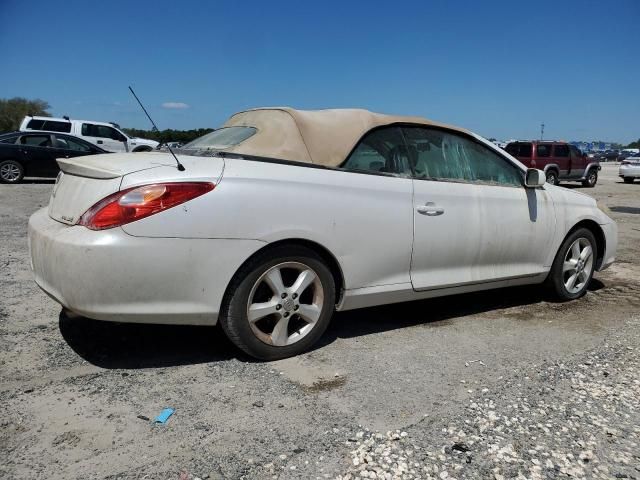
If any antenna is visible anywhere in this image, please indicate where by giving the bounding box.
[128,86,185,171]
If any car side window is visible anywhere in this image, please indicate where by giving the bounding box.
[20,135,52,148]
[342,127,412,176]
[518,143,532,158]
[56,137,91,152]
[0,135,19,144]
[464,139,523,187]
[81,123,96,136]
[554,145,569,157]
[98,126,122,140]
[403,127,522,187]
[537,144,552,157]
[570,146,583,159]
[82,123,122,140]
[42,120,72,133]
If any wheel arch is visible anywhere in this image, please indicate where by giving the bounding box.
[566,220,606,270]
[132,146,153,152]
[222,238,346,307]
[543,164,560,174]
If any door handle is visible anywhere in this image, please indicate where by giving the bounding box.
[97,140,103,144]
[416,202,445,216]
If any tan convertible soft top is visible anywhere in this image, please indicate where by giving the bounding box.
[222,107,468,167]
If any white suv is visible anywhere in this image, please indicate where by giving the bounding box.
[19,116,159,153]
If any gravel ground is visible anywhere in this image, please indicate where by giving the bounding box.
[1,164,639,479]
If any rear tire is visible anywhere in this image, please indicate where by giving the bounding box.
[582,169,598,187]
[623,177,635,184]
[545,228,597,301]
[545,170,559,186]
[219,245,336,360]
[0,159,24,183]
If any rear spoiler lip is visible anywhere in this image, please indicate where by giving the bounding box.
[57,158,121,179]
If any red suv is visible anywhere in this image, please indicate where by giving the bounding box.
[505,141,600,187]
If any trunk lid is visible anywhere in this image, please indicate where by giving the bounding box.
[48,152,223,225]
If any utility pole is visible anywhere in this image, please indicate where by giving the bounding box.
[540,123,545,140]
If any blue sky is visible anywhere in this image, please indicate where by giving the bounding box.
[1,0,638,143]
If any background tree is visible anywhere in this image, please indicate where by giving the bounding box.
[626,139,640,149]
[0,97,51,132]
[122,127,214,144]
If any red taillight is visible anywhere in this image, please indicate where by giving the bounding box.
[78,182,215,230]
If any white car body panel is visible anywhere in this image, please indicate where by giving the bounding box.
[411,179,556,289]
[29,208,264,325]
[28,145,618,326]
[619,157,640,178]
[123,159,415,290]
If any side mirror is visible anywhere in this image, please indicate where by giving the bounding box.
[525,168,546,188]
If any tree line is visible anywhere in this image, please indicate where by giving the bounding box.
[121,128,214,144]
[0,97,51,132]
[1,97,638,148]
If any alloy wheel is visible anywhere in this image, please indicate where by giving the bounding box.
[563,237,594,294]
[246,262,324,346]
[0,163,21,182]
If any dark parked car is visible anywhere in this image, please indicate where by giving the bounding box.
[0,132,108,183]
[596,150,620,162]
[505,141,600,187]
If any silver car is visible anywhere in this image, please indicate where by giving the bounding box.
[620,156,640,183]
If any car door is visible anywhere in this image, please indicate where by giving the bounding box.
[404,127,556,290]
[339,126,415,288]
[81,123,126,152]
[569,145,587,177]
[553,144,572,177]
[18,134,58,177]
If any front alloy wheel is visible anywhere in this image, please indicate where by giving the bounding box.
[220,245,335,360]
[546,228,597,300]
[562,238,594,294]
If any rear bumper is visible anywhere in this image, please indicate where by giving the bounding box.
[619,165,640,178]
[28,208,265,325]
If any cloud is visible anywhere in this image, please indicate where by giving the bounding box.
[162,102,190,109]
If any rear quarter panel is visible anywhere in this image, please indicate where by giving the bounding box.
[122,159,415,290]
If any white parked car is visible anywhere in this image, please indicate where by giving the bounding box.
[619,155,640,183]
[28,108,617,359]
[20,116,159,153]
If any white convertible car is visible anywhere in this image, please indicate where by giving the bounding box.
[28,108,617,359]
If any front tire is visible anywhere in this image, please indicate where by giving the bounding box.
[220,245,336,360]
[582,169,598,187]
[545,170,559,186]
[546,228,597,301]
[0,159,25,183]
[623,177,635,184]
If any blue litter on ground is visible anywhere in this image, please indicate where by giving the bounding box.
[154,408,174,424]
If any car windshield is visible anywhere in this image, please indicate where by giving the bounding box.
[180,127,257,153]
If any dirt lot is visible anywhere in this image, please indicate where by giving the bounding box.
[1,164,639,480]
